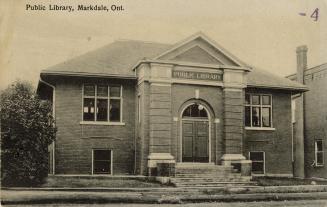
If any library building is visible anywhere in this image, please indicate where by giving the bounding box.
[37,33,308,182]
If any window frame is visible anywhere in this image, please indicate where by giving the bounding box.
[92,149,113,175]
[245,93,274,130]
[315,140,324,167]
[249,151,265,175]
[81,84,124,125]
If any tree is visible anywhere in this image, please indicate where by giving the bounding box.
[0,80,56,186]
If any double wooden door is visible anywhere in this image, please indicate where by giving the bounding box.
[182,120,209,162]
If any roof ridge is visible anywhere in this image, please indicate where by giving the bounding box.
[115,38,171,45]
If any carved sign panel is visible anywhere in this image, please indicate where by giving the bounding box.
[172,70,223,81]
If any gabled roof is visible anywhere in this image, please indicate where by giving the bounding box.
[42,40,171,78]
[41,34,307,92]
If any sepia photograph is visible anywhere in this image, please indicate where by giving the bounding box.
[0,0,327,206]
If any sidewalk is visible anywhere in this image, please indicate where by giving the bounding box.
[2,185,327,204]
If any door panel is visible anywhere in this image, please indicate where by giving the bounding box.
[182,122,194,162]
[182,120,209,162]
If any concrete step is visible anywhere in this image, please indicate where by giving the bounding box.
[175,173,242,178]
[175,169,234,174]
[174,183,255,188]
[171,177,250,181]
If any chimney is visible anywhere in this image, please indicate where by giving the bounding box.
[296,45,308,84]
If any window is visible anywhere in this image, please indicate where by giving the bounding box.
[249,151,265,175]
[315,140,324,167]
[83,84,122,122]
[245,94,272,128]
[182,104,208,118]
[92,149,112,174]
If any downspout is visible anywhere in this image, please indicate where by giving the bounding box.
[39,78,56,175]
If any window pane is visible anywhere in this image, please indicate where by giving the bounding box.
[245,94,250,105]
[94,150,111,160]
[250,152,264,161]
[110,99,121,121]
[83,98,95,121]
[182,106,191,117]
[190,104,198,117]
[245,106,251,126]
[252,107,261,127]
[317,152,324,165]
[252,162,264,174]
[316,140,323,151]
[110,86,121,97]
[252,95,260,105]
[97,85,108,97]
[94,161,111,174]
[262,107,271,127]
[97,99,108,121]
[262,95,271,105]
[199,106,208,117]
[84,84,95,96]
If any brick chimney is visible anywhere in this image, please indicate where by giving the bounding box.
[296,45,308,83]
[293,45,307,178]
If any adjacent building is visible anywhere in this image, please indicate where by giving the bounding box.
[287,46,327,179]
[37,33,307,178]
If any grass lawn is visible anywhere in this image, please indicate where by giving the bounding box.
[41,176,169,188]
[254,176,327,186]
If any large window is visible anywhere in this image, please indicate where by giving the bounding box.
[315,140,324,167]
[245,94,272,128]
[83,84,122,122]
[249,151,265,175]
[92,149,112,174]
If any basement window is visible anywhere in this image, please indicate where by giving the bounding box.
[249,151,265,175]
[83,84,122,123]
[92,149,112,174]
[315,140,324,167]
[245,94,272,128]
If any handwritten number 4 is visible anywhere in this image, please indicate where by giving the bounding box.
[310,8,319,21]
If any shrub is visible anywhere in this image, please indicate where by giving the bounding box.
[0,81,56,186]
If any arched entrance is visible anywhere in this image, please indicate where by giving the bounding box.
[181,103,210,163]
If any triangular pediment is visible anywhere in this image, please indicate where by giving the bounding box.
[171,45,223,64]
[155,33,244,67]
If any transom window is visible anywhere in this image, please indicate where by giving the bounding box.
[245,94,272,128]
[83,84,122,122]
[182,104,208,118]
[92,149,112,174]
[249,151,265,175]
[315,140,324,167]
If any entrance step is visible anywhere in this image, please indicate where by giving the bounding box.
[171,163,255,187]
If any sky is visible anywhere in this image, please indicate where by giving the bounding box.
[0,0,327,90]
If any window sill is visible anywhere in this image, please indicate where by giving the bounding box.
[80,121,125,126]
[251,173,265,176]
[314,165,324,168]
[245,127,275,131]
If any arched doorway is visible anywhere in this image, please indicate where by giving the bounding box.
[181,103,210,163]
